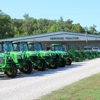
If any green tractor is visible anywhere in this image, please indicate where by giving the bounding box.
[12,41,47,71]
[84,50,94,59]
[48,44,72,66]
[27,42,59,69]
[0,41,33,74]
[68,46,84,62]
[0,41,17,78]
[74,50,84,62]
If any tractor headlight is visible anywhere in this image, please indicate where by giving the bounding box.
[24,54,27,58]
[33,54,36,57]
[7,56,11,60]
[45,54,50,59]
[60,54,64,57]
[33,54,37,59]
[46,54,50,57]
[18,55,22,59]
[58,53,62,57]
[64,54,69,57]
[51,53,54,56]
[38,53,40,56]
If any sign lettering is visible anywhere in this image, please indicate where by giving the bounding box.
[50,37,79,40]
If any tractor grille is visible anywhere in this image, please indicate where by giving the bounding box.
[0,57,4,64]
[56,54,59,58]
[33,55,37,60]
[18,59,22,62]
[64,54,69,57]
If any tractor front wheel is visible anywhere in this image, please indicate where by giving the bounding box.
[66,58,72,65]
[5,63,17,78]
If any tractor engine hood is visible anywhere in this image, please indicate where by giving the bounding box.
[9,51,23,56]
[25,51,39,56]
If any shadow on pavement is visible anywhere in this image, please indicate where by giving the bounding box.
[0,61,89,80]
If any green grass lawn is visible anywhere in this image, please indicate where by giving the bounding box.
[37,73,100,100]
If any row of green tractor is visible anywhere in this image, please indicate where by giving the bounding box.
[0,41,72,78]
[47,44,100,61]
[68,45,100,62]
[1,41,99,78]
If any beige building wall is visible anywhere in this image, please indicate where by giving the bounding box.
[41,40,100,51]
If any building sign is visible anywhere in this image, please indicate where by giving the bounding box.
[50,37,79,40]
[50,37,64,40]
[65,37,79,40]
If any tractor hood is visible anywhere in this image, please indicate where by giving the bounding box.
[38,50,49,54]
[38,50,57,56]
[0,53,11,57]
[25,51,38,56]
[54,51,69,54]
[37,50,53,56]
[9,51,23,56]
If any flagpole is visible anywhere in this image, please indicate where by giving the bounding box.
[85,27,88,46]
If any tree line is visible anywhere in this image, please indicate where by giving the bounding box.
[0,10,100,39]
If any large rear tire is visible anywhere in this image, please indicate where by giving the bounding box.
[49,58,58,69]
[37,59,47,71]
[6,63,17,78]
[22,60,32,74]
[59,58,66,67]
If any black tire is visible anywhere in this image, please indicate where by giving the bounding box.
[59,58,66,67]
[37,59,47,71]
[75,57,80,62]
[5,63,17,78]
[49,58,58,69]
[22,60,32,74]
[66,58,72,65]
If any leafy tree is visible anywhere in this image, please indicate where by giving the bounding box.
[71,23,85,33]
[0,10,12,38]
[22,13,34,35]
[0,10,100,39]
[48,24,62,32]
[63,19,73,32]
[89,24,97,34]
[11,18,24,37]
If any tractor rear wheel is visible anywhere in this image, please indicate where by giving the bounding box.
[49,58,58,69]
[59,58,66,67]
[6,63,17,78]
[37,59,47,71]
[22,60,32,74]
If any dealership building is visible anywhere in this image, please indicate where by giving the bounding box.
[1,31,100,50]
